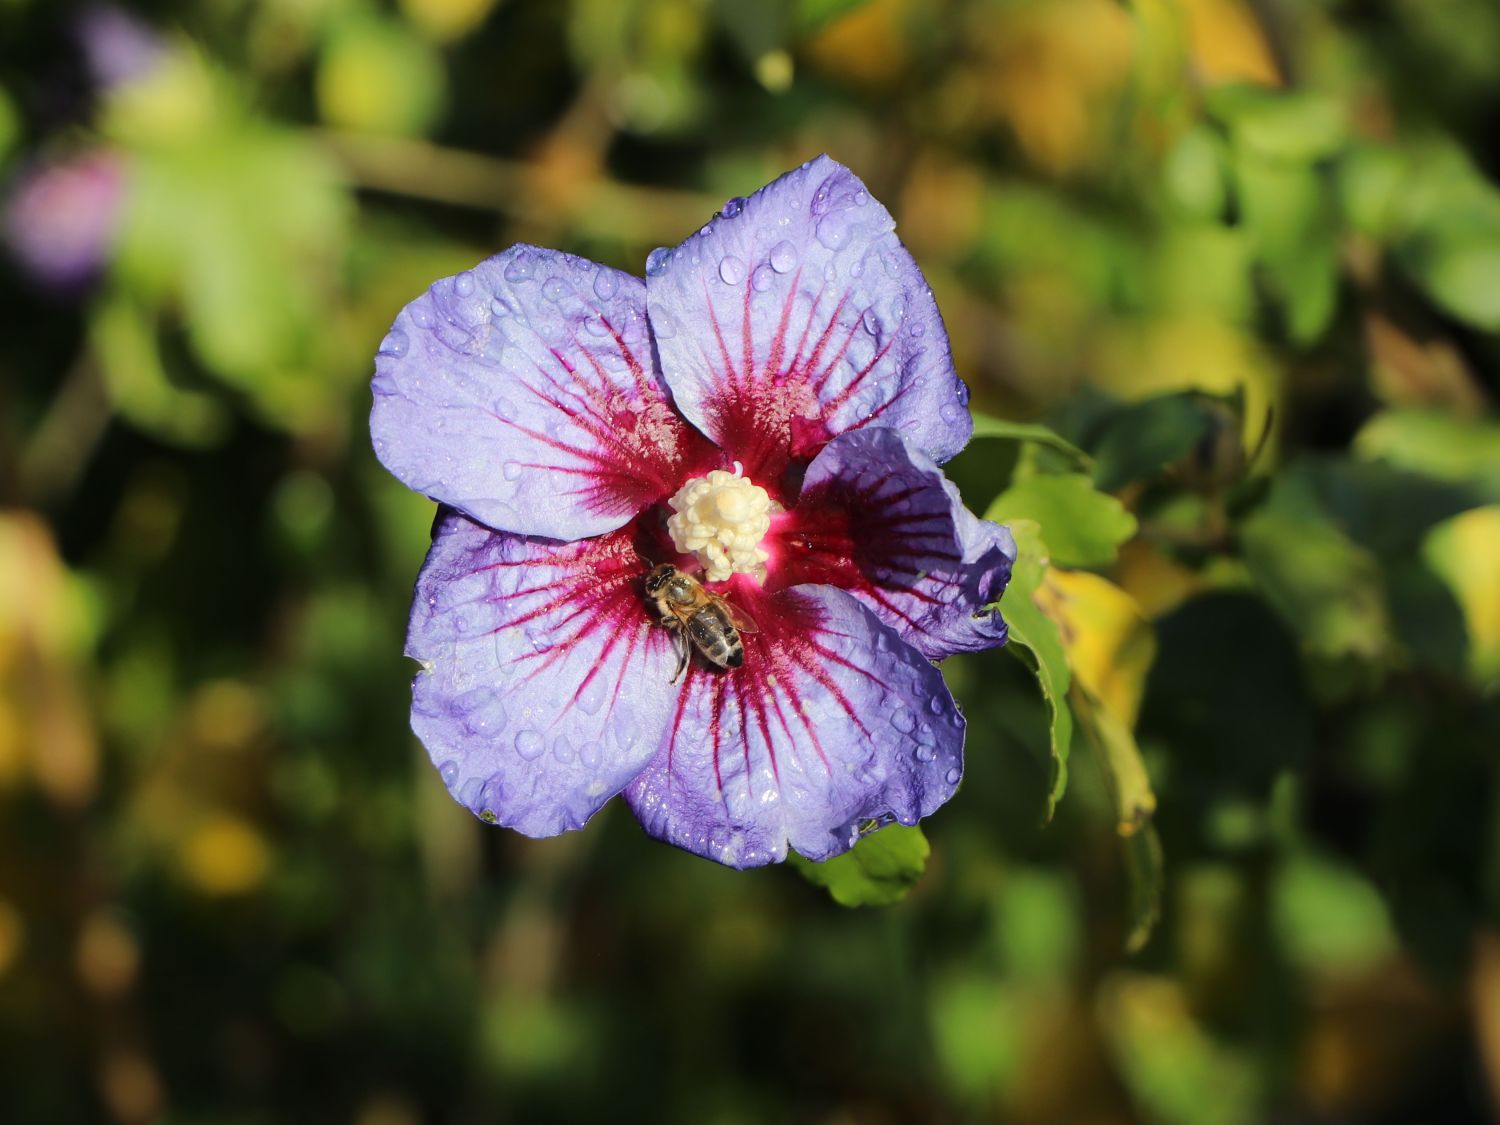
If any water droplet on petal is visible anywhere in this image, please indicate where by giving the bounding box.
[504,256,533,283]
[378,328,408,357]
[939,403,965,425]
[651,308,678,339]
[514,729,544,760]
[769,240,797,273]
[493,396,517,420]
[945,767,962,785]
[576,676,607,716]
[454,271,476,297]
[439,761,460,788]
[718,255,747,286]
[850,258,865,278]
[552,734,575,764]
[890,705,916,734]
[751,264,774,292]
[645,246,674,275]
[854,189,868,206]
[593,269,620,300]
[816,214,850,251]
[862,309,881,335]
[721,196,745,218]
[501,462,522,481]
[584,316,609,337]
[542,277,567,302]
[411,305,434,329]
[915,744,936,763]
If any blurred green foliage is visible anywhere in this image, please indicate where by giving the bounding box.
[3,0,1500,1122]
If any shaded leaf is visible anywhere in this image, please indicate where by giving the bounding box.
[969,411,1094,469]
[1124,825,1164,955]
[1090,392,1221,492]
[792,824,930,907]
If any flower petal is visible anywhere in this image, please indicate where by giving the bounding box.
[623,584,965,868]
[644,155,971,494]
[372,245,714,541]
[406,509,679,837]
[769,428,1015,660]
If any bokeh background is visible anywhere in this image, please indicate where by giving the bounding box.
[4,0,1500,1121]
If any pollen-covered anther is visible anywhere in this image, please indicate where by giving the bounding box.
[666,462,778,582]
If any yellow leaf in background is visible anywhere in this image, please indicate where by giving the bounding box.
[1182,0,1281,87]
[180,815,271,896]
[1090,313,1279,458]
[1424,506,1500,688]
[1033,569,1159,835]
[1041,569,1157,728]
[400,0,501,44]
[803,0,910,91]
[979,0,1135,176]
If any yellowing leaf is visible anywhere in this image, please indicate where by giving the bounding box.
[1424,506,1500,688]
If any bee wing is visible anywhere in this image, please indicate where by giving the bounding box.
[715,596,760,634]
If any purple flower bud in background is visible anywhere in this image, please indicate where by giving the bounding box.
[76,5,164,91]
[4,149,125,292]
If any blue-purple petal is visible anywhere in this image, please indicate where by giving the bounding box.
[407,510,679,837]
[770,427,1014,661]
[372,245,714,542]
[643,155,971,493]
[623,584,965,868]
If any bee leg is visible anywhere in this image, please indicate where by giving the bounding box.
[670,635,690,684]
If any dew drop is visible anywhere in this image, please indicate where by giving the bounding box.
[580,741,603,769]
[439,760,460,788]
[501,462,522,481]
[552,734,575,764]
[493,396,517,420]
[411,305,435,329]
[769,240,797,273]
[939,403,964,425]
[915,744,936,763]
[909,320,926,338]
[504,256,533,283]
[854,189,868,206]
[593,269,620,299]
[584,316,610,337]
[815,214,850,251]
[378,328,408,357]
[651,309,678,339]
[514,729,544,760]
[576,676,607,716]
[862,309,881,336]
[542,277,567,302]
[850,259,865,278]
[945,767,962,785]
[718,255,747,286]
[721,196,746,218]
[751,264,774,292]
[890,704,916,734]
[645,246,674,276]
[454,271,476,297]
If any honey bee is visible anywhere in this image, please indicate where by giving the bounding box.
[644,564,759,683]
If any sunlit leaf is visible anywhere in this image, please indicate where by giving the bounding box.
[1123,825,1164,955]
[987,473,1136,568]
[1271,854,1396,978]
[995,521,1073,817]
[1355,411,1500,501]
[791,824,930,907]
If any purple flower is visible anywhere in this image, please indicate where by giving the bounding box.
[371,156,1015,868]
[4,149,125,292]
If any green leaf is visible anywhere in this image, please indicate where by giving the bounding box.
[969,411,1093,469]
[792,824,930,907]
[1355,410,1500,501]
[1090,392,1220,492]
[1124,824,1164,955]
[795,0,871,35]
[987,474,1136,568]
[1208,86,1348,162]
[1234,154,1339,344]
[994,521,1073,817]
[1401,239,1500,331]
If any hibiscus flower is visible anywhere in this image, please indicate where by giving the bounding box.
[372,156,1014,868]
